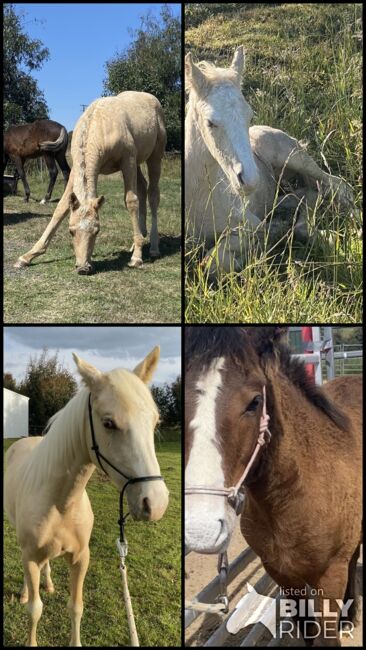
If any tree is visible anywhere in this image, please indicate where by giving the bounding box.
[103,5,181,150]
[19,349,77,435]
[3,3,49,128]
[4,372,19,392]
[151,376,181,427]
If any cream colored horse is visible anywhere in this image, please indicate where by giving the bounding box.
[15,92,166,274]
[4,346,169,647]
[185,47,355,274]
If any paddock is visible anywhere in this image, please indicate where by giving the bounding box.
[3,154,181,324]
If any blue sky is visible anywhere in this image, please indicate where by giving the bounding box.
[4,326,181,385]
[14,3,181,130]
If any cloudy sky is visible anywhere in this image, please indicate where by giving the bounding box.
[4,326,181,386]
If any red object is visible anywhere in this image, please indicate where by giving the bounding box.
[301,327,315,382]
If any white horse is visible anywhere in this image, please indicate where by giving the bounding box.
[185,46,354,273]
[4,346,169,647]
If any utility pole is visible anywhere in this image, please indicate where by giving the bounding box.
[80,104,88,113]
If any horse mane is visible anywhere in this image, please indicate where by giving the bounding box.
[186,326,350,432]
[26,388,90,489]
[185,326,257,372]
[186,60,239,93]
[275,343,351,432]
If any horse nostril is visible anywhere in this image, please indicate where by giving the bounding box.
[143,497,151,516]
[238,172,245,186]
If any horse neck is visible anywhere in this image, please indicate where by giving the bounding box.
[72,108,100,200]
[29,389,95,504]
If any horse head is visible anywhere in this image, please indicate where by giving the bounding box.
[68,193,104,274]
[185,46,259,195]
[73,346,169,521]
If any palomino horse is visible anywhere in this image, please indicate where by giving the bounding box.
[4,346,169,646]
[185,326,362,646]
[15,92,166,274]
[185,47,355,274]
[4,120,70,204]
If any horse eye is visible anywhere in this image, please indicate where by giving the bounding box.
[207,120,216,128]
[245,395,262,413]
[103,418,117,430]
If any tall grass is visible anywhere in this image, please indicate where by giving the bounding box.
[185,3,362,323]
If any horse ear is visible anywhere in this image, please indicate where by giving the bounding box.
[72,353,105,391]
[246,327,289,357]
[133,346,160,384]
[69,192,80,211]
[185,52,207,93]
[231,46,245,77]
[92,196,104,210]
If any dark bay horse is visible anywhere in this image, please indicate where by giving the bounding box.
[4,119,70,204]
[185,326,362,646]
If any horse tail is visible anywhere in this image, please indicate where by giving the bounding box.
[341,541,361,628]
[39,126,68,152]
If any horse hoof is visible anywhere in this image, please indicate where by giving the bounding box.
[149,250,161,259]
[128,257,143,268]
[46,585,55,594]
[40,199,47,205]
[76,265,92,275]
[14,257,29,269]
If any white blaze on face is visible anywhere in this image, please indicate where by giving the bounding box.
[185,357,236,554]
[186,357,225,488]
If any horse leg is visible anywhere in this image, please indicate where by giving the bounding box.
[43,560,55,594]
[12,155,30,202]
[67,548,90,647]
[121,157,144,267]
[55,150,71,188]
[22,556,42,647]
[311,560,349,647]
[41,154,58,204]
[14,169,74,268]
[137,166,148,237]
[20,575,29,604]
[340,543,361,629]
[203,212,263,277]
[253,127,354,212]
[146,153,162,257]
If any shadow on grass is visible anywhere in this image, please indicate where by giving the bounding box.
[92,234,181,274]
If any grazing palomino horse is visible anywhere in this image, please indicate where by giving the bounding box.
[4,346,169,646]
[15,92,166,274]
[185,326,362,646]
[185,47,355,274]
[4,120,70,204]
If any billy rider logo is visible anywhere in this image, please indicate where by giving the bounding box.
[226,583,355,641]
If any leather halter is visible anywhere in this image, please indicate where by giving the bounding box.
[185,387,271,515]
[88,394,164,542]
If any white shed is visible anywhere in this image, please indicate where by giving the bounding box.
[3,388,29,438]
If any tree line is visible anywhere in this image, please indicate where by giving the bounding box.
[4,3,181,150]
[4,349,181,436]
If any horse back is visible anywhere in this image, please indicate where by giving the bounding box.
[323,375,362,438]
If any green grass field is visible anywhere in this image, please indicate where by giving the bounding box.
[3,437,181,647]
[185,3,362,323]
[4,156,181,324]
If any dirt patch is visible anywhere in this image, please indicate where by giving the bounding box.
[185,520,363,647]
